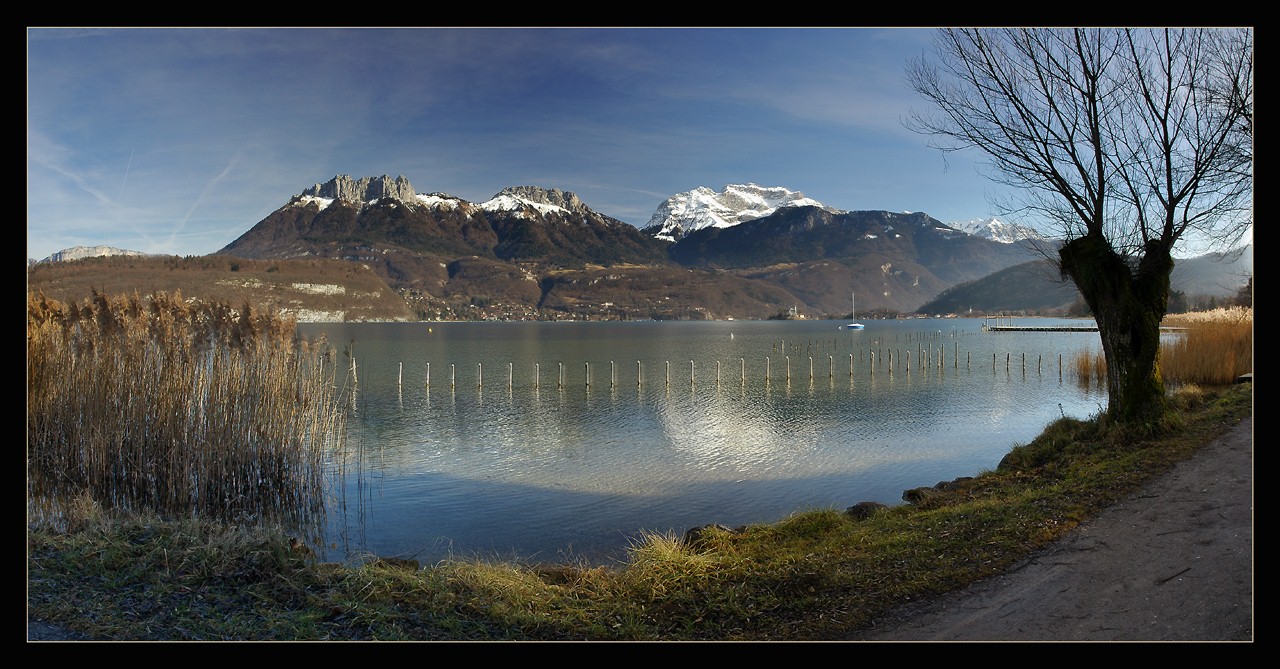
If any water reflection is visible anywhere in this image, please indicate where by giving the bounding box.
[301,318,1105,566]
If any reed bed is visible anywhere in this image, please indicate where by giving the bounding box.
[1069,307,1253,389]
[1073,349,1108,388]
[1161,308,1253,386]
[27,290,347,543]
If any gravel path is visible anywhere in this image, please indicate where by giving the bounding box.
[847,416,1254,642]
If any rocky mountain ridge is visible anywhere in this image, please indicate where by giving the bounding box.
[301,174,419,204]
[29,175,1251,322]
[211,175,1052,319]
[33,245,155,265]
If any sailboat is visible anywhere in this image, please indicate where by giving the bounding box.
[845,291,865,330]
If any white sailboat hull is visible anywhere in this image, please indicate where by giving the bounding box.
[844,290,865,329]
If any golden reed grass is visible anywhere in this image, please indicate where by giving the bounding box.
[1160,307,1253,386]
[1071,307,1253,388]
[27,290,347,542]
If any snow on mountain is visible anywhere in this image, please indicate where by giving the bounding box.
[296,195,336,211]
[479,186,591,219]
[479,193,568,218]
[415,193,465,209]
[644,184,842,241]
[950,218,1048,244]
[37,245,153,264]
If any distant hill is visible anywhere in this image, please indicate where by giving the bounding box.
[31,245,154,265]
[918,245,1253,316]
[26,254,418,323]
[917,259,1081,316]
[1170,245,1253,298]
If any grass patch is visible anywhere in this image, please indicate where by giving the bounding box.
[29,383,1251,640]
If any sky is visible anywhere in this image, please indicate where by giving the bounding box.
[27,27,1033,262]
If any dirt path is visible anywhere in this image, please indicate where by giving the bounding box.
[847,416,1254,642]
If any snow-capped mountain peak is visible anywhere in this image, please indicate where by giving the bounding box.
[950,218,1048,244]
[479,186,591,219]
[644,183,841,242]
[480,194,568,217]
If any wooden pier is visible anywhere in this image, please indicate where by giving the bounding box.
[985,323,1099,332]
[982,315,1096,332]
[982,316,1184,333]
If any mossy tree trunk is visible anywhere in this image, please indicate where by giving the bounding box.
[1059,234,1173,423]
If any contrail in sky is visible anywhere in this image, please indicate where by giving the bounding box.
[118,148,134,201]
[168,155,240,250]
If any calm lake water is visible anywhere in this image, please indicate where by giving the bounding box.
[296,318,1107,567]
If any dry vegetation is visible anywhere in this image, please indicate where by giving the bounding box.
[1161,307,1254,385]
[27,290,348,545]
[1070,307,1253,389]
[26,255,418,322]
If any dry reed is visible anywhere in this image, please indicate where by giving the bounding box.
[1069,308,1253,389]
[27,290,347,544]
[1160,309,1253,386]
[1072,349,1108,388]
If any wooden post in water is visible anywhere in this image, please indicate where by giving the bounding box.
[451,364,455,390]
[478,363,482,389]
[690,360,695,387]
[637,361,642,388]
[509,363,513,390]
[765,356,771,383]
[716,360,721,385]
[828,355,833,380]
[1038,354,1042,375]
[559,362,563,390]
[611,361,616,389]
[666,361,670,387]
[398,362,403,387]
[786,356,791,383]
[426,362,430,389]
[808,356,813,382]
[1059,354,1063,381]
[586,362,590,389]
[535,363,540,390]
[849,353,854,379]
[741,358,746,386]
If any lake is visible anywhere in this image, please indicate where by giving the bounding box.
[296,317,1107,567]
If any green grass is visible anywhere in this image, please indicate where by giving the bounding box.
[28,381,1252,641]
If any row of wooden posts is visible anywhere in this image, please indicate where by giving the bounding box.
[351,346,1074,391]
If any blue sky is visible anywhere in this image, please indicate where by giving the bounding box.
[28,27,1021,262]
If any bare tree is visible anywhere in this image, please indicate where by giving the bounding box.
[906,28,1252,424]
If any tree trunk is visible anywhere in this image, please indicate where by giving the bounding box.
[1059,235,1172,423]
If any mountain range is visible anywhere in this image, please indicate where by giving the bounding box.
[27,176,1251,322]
